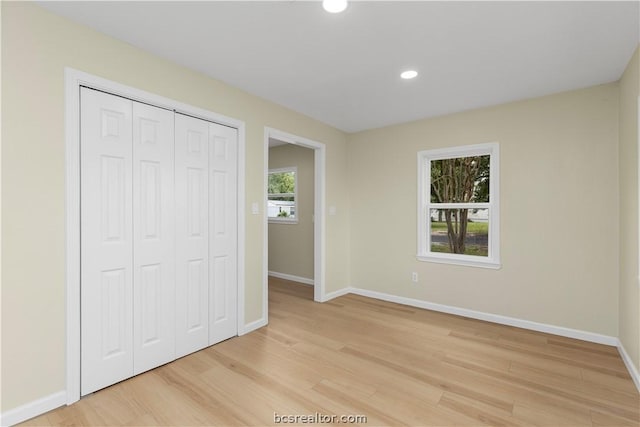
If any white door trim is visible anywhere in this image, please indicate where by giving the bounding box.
[64,68,246,404]
[263,127,326,307]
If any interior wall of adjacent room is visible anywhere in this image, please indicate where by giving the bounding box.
[347,83,620,337]
[1,2,349,413]
[268,144,315,281]
[618,45,640,373]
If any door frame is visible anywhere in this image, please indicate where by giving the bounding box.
[263,127,326,309]
[64,68,246,404]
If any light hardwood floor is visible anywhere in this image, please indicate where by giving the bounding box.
[22,277,639,426]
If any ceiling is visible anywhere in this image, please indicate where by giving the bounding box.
[38,1,639,133]
[269,138,288,148]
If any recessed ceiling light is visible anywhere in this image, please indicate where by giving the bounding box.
[401,70,418,80]
[323,0,348,14]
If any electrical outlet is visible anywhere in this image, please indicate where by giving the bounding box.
[411,272,418,283]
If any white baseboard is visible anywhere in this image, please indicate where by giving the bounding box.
[268,271,314,286]
[348,287,618,346]
[617,340,640,392]
[0,390,66,427]
[241,316,268,335]
[321,287,351,302]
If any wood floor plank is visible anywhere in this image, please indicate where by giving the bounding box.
[509,361,639,408]
[311,379,406,426]
[18,278,639,426]
[513,401,593,426]
[591,409,640,427]
[438,392,533,427]
[582,366,640,394]
[340,345,516,413]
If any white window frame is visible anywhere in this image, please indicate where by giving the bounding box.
[268,166,298,224]
[417,142,501,269]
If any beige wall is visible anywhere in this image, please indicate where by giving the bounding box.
[1,3,350,412]
[619,46,640,373]
[348,84,620,336]
[268,144,315,280]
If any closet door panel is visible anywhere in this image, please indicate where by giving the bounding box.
[175,113,210,358]
[80,87,134,395]
[132,102,176,374]
[209,124,238,344]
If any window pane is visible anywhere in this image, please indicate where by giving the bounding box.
[430,155,490,203]
[430,208,489,257]
[268,169,296,220]
[268,171,295,195]
[268,200,296,219]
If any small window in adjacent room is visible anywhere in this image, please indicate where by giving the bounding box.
[417,143,500,269]
[268,167,298,223]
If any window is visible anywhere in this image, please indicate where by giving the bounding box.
[417,143,500,269]
[268,167,298,223]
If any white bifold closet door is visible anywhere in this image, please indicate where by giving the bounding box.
[81,88,135,395]
[208,122,238,345]
[81,88,176,395]
[174,114,210,357]
[132,102,176,375]
[174,114,238,357]
[81,88,238,396]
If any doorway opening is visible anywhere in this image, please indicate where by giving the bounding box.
[268,140,315,300]
[263,128,326,318]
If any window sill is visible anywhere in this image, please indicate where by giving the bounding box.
[268,218,298,225]
[417,253,501,270]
